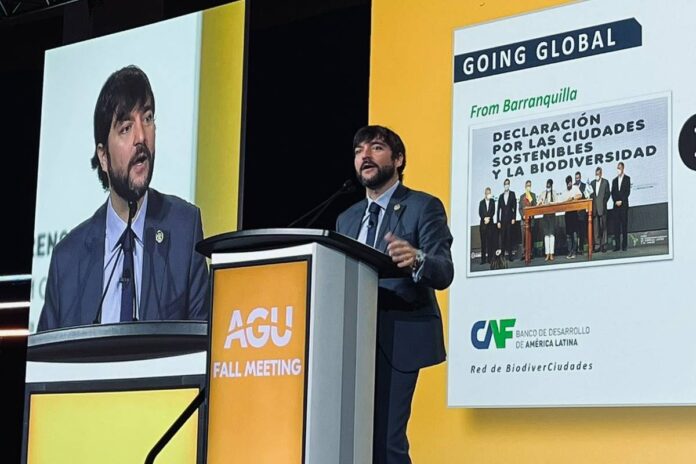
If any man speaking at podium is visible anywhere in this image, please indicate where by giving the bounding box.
[336,125,454,464]
[38,66,208,331]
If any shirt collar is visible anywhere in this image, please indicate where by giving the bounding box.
[106,190,149,251]
[367,180,400,212]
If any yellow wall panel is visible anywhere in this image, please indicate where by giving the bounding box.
[27,388,199,464]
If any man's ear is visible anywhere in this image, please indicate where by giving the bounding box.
[395,152,404,169]
[96,144,109,174]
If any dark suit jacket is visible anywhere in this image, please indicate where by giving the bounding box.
[590,178,610,216]
[479,198,495,225]
[38,189,209,331]
[336,183,453,372]
[497,191,517,224]
[611,175,631,208]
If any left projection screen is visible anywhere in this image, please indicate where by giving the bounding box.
[29,1,245,333]
[23,2,245,464]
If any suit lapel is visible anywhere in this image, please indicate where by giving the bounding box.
[346,198,367,240]
[141,189,169,320]
[79,204,106,325]
[375,184,409,252]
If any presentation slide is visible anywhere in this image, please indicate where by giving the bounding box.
[448,0,695,406]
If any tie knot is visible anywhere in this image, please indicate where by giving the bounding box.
[368,202,381,214]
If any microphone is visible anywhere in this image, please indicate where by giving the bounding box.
[92,200,140,324]
[126,200,138,322]
[287,179,357,228]
[93,245,124,324]
[128,200,137,221]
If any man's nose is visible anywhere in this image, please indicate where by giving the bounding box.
[132,119,146,145]
[357,148,371,162]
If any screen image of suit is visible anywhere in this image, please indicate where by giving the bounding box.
[497,191,517,260]
[336,183,453,464]
[611,174,631,251]
[590,177,610,251]
[478,198,496,264]
[576,182,587,254]
[38,188,209,331]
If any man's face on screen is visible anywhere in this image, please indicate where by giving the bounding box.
[354,138,402,189]
[99,103,156,202]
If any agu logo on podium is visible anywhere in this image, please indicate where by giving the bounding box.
[224,305,294,349]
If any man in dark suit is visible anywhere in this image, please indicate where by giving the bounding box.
[38,65,208,331]
[336,125,453,464]
[479,187,496,264]
[574,171,588,255]
[496,178,517,261]
[611,162,631,251]
[590,166,610,252]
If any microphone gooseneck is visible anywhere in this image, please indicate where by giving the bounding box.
[287,179,357,228]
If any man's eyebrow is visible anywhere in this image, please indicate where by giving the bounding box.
[112,115,131,127]
[112,103,154,127]
[353,138,386,150]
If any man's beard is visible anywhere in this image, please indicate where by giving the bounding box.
[357,163,396,189]
[108,144,155,202]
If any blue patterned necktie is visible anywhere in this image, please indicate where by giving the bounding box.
[120,227,134,322]
[365,202,382,248]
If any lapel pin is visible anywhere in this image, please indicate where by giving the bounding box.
[394,204,401,211]
[155,230,164,244]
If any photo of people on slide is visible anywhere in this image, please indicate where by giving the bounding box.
[468,96,670,274]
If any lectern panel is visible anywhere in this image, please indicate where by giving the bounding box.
[207,259,310,463]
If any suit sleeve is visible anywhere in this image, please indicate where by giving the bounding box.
[611,179,618,203]
[478,200,485,220]
[511,192,517,219]
[37,251,61,331]
[186,208,209,320]
[335,213,343,234]
[416,196,454,291]
[626,176,631,200]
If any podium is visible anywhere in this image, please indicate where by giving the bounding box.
[22,322,208,463]
[197,228,399,464]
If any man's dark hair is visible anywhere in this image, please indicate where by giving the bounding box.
[565,175,573,184]
[90,65,155,190]
[596,167,602,174]
[575,171,581,177]
[353,125,406,181]
[618,161,625,169]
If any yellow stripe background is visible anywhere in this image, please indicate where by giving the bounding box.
[195,0,246,236]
